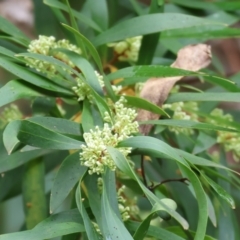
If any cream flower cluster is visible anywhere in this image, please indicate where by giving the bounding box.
[0,104,22,129]
[26,35,81,77]
[108,36,142,62]
[163,101,199,135]
[80,97,139,174]
[209,108,240,161]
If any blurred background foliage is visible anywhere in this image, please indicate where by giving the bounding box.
[0,0,240,239]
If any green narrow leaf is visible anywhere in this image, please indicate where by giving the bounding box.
[107,147,189,229]
[0,57,73,95]
[127,221,185,240]
[101,176,133,240]
[202,173,235,209]
[22,158,47,229]
[0,80,43,109]
[0,15,30,44]
[82,99,95,132]
[50,151,87,213]
[102,169,122,219]
[94,13,225,46]
[17,120,83,150]
[28,117,83,141]
[75,177,101,239]
[124,95,169,117]
[141,119,239,132]
[137,0,164,65]
[62,23,103,73]
[167,93,240,103]
[43,0,102,32]
[65,0,87,57]
[0,209,85,240]
[178,163,208,240]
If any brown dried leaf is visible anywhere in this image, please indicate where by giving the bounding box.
[137,44,212,135]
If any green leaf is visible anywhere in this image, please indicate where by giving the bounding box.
[124,95,169,117]
[141,119,239,132]
[0,209,85,240]
[0,15,30,44]
[127,221,185,240]
[28,116,83,141]
[57,49,103,96]
[43,0,102,32]
[17,120,83,150]
[102,169,122,219]
[202,173,235,209]
[62,24,103,72]
[177,149,240,176]
[50,151,87,213]
[0,57,73,95]
[107,147,189,229]
[119,136,188,166]
[133,203,180,240]
[0,46,18,59]
[0,80,43,109]
[101,175,133,240]
[3,120,22,154]
[178,164,208,240]
[22,158,47,229]
[137,0,164,65]
[107,65,238,92]
[94,13,225,46]
[167,93,240,103]
[75,173,101,240]
[193,132,216,154]
[0,148,51,173]
[82,100,95,132]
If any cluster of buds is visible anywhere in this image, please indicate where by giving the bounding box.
[0,104,22,129]
[209,108,240,161]
[163,101,199,135]
[108,36,142,62]
[72,71,104,102]
[26,35,81,77]
[80,97,139,174]
[97,178,139,222]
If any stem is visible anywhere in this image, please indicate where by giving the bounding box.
[22,158,47,229]
[150,178,189,191]
[141,155,148,186]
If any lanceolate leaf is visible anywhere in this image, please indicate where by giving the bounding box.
[62,24,103,72]
[124,95,169,117]
[202,174,235,209]
[43,0,102,32]
[141,119,239,132]
[17,120,83,150]
[0,80,43,109]
[94,13,225,46]
[0,209,85,240]
[167,93,240,103]
[0,15,30,44]
[50,151,87,213]
[107,147,189,230]
[178,164,208,240]
[0,57,73,95]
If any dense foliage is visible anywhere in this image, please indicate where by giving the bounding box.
[1,0,240,240]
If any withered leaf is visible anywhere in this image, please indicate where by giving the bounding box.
[137,44,212,135]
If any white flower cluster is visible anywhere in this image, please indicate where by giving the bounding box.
[72,71,104,102]
[26,35,81,77]
[80,97,139,174]
[0,104,22,129]
[108,36,142,62]
[209,108,240,161]
[163,101,199,135]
